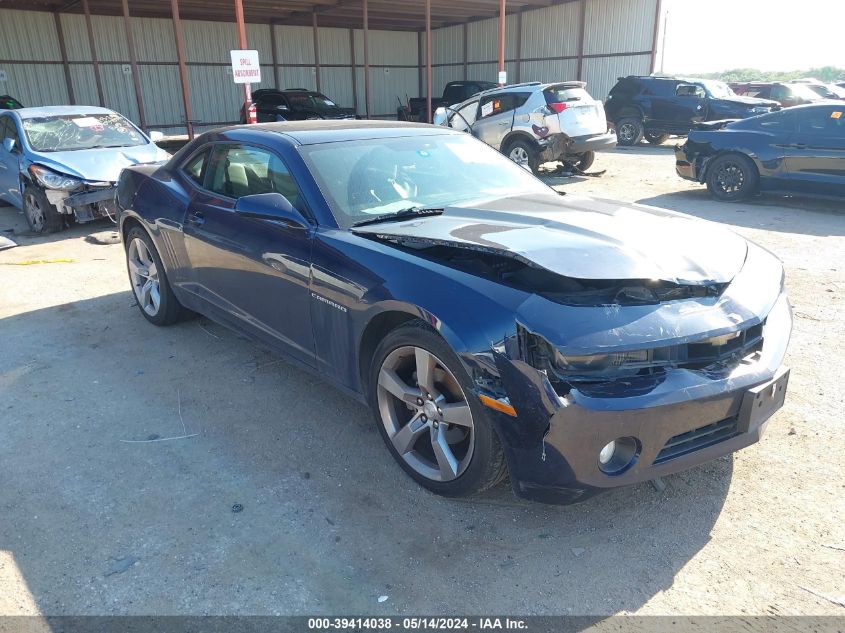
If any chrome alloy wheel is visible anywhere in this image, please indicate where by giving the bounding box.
[377,346,475,482]
[508,145,530,168]
[617,122,637,144]
[24,192,46,232]
[127,237,161,317]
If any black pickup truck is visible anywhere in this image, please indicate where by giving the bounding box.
[402,80,497,122]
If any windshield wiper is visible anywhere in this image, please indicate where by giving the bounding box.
[351,206,444,228]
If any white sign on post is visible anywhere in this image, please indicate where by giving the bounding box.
[498,70,507,85]
[230,50,261,84]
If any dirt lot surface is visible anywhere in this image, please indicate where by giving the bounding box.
[1,144,843,617]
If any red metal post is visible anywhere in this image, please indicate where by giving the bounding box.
[576,0,586,80]
[515,9,522,83]
[425,0,432,123]
[650,0,663,73]
[122,0,147,131]
[270,21,280,90]
[497,0,506,85]
[349,28,358,113]
[170,0,195,138]
[234,0,252,121]
[53,12,75,104]
[363,0,370,119]
[81,0,105,106]
[312,10,321,92]
[462,23,468,80]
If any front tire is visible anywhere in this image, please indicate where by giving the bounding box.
[369,320,507,497]
[615,117,644,146]
[23,184,63,234]
[125,226,186,325]
[706,153,758,201]
[505,139,540,175]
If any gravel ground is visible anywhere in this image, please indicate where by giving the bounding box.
[0,143,843,616]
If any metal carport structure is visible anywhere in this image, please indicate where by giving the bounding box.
[0,0,662,137]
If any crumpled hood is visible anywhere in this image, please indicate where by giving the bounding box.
[28,143,170,183]
[353,194,748,285]
[716,96,779,108]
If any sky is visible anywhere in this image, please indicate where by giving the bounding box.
[658,0,845,73]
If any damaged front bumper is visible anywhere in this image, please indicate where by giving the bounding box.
[477,246,792,504]
[45,184,118,223]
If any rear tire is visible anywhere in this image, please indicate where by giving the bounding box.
[23,184,63,234]
[504,139,540,175]
[368,320,507,498]
[615,117,644,146]
[125,226,187,326]
[706,153,758,202]
[567,151,595,171]
[644,132,670,145]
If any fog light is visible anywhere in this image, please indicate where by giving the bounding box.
[598,436,640,475]
[599,441,616,465]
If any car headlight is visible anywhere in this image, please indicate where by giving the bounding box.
[28,165,82,191]
[553,349,651,374]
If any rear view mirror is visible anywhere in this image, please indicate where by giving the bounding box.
[234,193,308,228]
[432,107,447,126]
[149,130,164,142]
[2,138,15,153]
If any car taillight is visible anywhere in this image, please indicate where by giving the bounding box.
[548,102,568,114]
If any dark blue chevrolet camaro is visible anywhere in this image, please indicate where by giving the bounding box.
[117,121,792,504]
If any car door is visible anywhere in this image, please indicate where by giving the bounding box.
[472,94,518,150]
[0,115,23,207]
[783,105,845,196]
[182,143,316,367]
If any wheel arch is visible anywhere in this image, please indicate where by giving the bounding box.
[356,303,474,397]
[700,149,761,185]
[500,130,540,154]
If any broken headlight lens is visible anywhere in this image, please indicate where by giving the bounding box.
[553,349,651,374]
[29,165,82,191]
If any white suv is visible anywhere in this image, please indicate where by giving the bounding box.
[433,81,616,174]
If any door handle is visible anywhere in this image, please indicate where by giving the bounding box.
[187,210,205,226]
[499,120,511,126]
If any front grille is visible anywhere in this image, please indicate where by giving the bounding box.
[653,417,739,464]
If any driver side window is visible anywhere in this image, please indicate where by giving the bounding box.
[206,145,302,210]
[676,84,705,99]
[0,116,20,148]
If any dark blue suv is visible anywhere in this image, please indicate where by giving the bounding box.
[605,76,779,146]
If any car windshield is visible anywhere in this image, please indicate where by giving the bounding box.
[699,80,735,99]
[298,133,553,228]
[287,93,338,112]
[21,113,146,152]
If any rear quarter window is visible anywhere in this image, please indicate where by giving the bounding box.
[545,87,592,104]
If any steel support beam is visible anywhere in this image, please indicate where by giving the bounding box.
[53,12,75,105]
[497,0,506,85]
[349,28,358,113]
[576,0,586,80]
[363,0,370,119]
[234,0,252,122]
[425,0,432,123]
[515,9,522,83]
[312,11,322,92]
[462,22,468,80]
[170,0,195,138]
[81,0,105,107]
[122,0,147,131]
[650,0,663,73]
[270,22,280,90]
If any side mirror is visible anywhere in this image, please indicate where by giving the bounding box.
[149,130,164,142]
[432,107,448,126]
[276,104,290,112]
[2,138,16,153]
[234,193,308,228]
